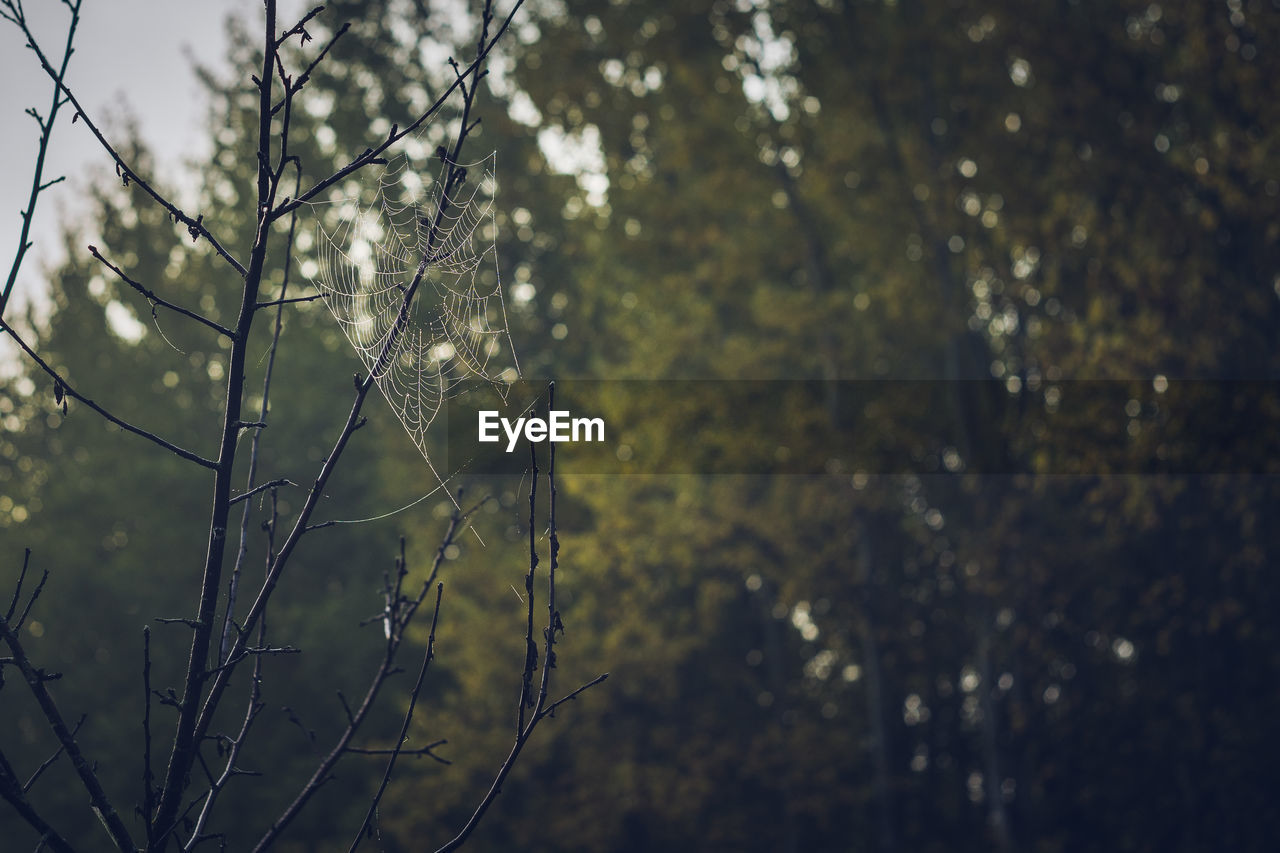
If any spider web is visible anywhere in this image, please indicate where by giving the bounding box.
[309,145,520,485]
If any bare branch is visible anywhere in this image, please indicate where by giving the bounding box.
[88,245,233,338]
[518,438,539,734]
[272,0,527,219]
[1,0,81,316]
[0,319,218,469]
[276,4,325,48]
[191,18,501,771]
[251,519,465,852]
[150,3,288,837]
[535,382,562,714]
[22,714,85,793]
[255,292,323,310]
[142,627,156,848]
[0,746,75,853]
[435,381,605,853]
[347,738,450,765]
[272,21,351,116]
[228,478,298,507]
[6,12,246,275]
[539,673,610,721]
[12,567,47,633]
[348,583,445,852]
[5,548,32,622]
[0,611,136,852]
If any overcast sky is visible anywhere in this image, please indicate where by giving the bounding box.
[1,0,309,306]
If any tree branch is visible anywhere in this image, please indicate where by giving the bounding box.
[22,714,85,793]
[0,318,218,469]
[0,746,75,853]
[0,0,80,317]
[0,610,136,851]
[88,245,233,338]
[348,583,445,851]
[271,0,527,219]
[8,9,246,276]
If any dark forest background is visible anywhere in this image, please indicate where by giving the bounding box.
[3,0,1279,850]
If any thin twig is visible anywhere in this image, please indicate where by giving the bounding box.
[348,583,445,852]
[14,568,49,633]
[535,382,562,712]
[228,478,298,506]
[347,738,450,765]
[0,744,75,853]
[142,627,156,847]
[88,245,233,338]
[0,319,217,469]
[540,673,610,720]
[0,0,80,317]
[0,614,136,851]
[254,292,323,310]
[518,438,539,734]
[275,4,324,48]
[10,13,246,276]
[271,0,527,219]
[436,386,607,853]
[251,519,464,852]
[22,715,86,793]
[5,548,32,621]
[272,22,351,116]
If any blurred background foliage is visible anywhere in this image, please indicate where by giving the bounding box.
[3,0,1280,850]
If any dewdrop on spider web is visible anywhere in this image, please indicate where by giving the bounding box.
[308,141,521,517]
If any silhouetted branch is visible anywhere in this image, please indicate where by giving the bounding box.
[347,738,450,765]
[349,582,445,851]
[229,479,298,507]
[272,0,528,219]
[0,319,218,469]
[0,600,136,851]
[251,517,465,853]
[142,626,156,848]
[254,292,323,310]
[275,4,324,48]
[0,746,75,853]
[21,714,85,793]
[0,0,80,317]
[518,438,539,733]
[8,7,246,276]
[87,245,233,337]
[435,382,607,853]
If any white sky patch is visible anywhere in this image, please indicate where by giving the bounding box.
[538,123,609,207]
[105,300,147,343]
[507,91,543,127]
[736,8,798,122]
